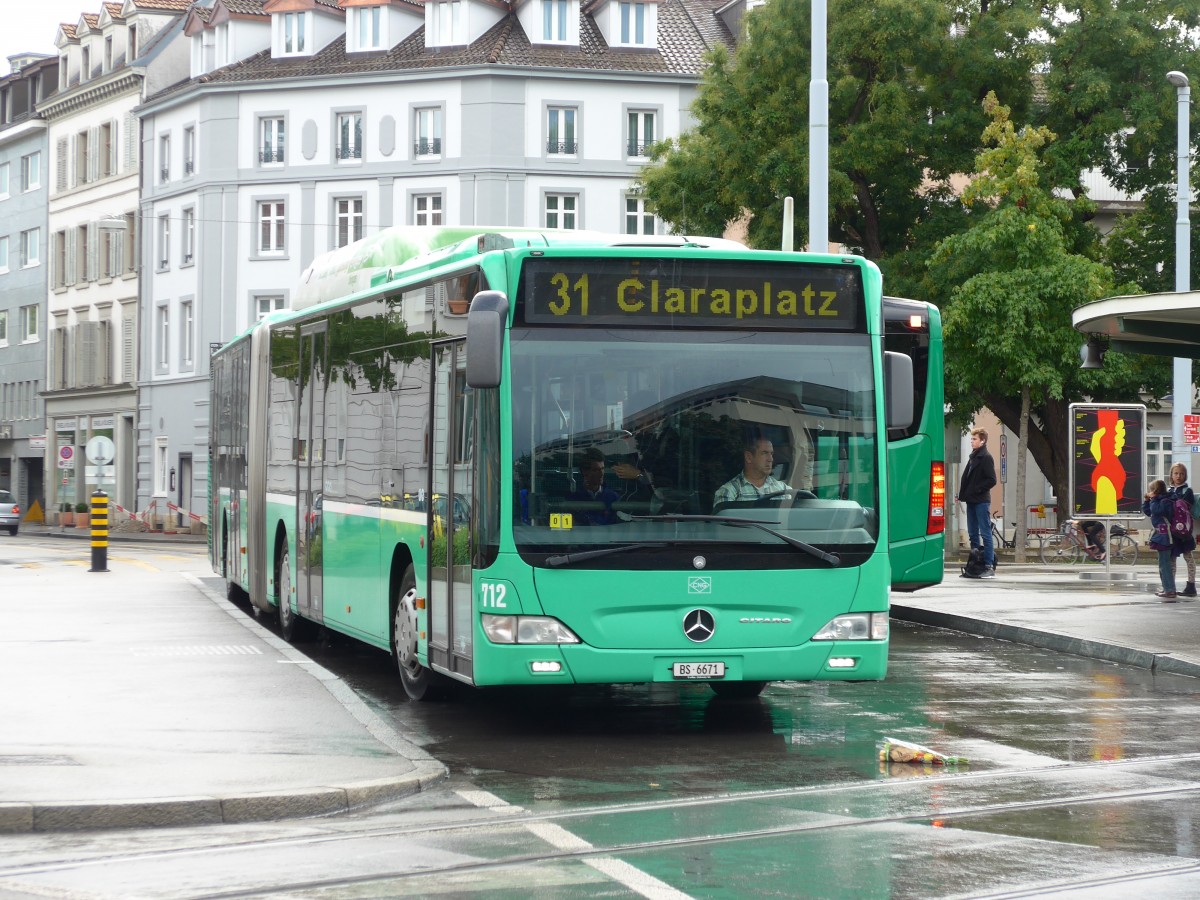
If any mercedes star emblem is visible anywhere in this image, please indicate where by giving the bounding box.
[683,608,716,643]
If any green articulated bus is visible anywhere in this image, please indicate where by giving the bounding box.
[210,226,944,700]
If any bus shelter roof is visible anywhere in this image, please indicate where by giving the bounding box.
[1073,291,1200,359]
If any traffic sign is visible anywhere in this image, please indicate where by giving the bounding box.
[1185,414,1200,445]
[85,465,115,481]
[86,435,116,465]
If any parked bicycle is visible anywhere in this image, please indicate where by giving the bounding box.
[990,513,1016,550]
[1038,519,1138,566]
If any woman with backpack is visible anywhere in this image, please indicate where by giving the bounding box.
[1168,463,1198,597]
[1144,479,1178,598]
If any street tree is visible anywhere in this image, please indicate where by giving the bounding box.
[928,94,1166,557]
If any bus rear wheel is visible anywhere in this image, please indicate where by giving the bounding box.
[393,564,450,701]
[709,680,767,699]
[277,548,310,642]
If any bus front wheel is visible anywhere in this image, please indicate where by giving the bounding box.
[393,565,450,701]
[277,548,309,642]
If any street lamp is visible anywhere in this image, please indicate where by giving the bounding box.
[809,0,828,252]
[1167,71,1192,470]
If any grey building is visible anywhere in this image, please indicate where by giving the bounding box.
[0,53,57,522]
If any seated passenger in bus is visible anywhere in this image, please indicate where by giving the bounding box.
[569,448,621,525]
[714,435,788,508]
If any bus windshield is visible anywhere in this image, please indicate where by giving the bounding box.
[509,328,880,569]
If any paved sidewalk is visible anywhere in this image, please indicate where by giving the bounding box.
[893,561,1200,679]
[0,542,445,834]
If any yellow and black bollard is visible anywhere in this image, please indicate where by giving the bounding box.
[89,490,109,573]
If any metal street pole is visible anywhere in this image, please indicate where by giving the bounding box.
[809,0,828,253]
[1168,70,1192,470]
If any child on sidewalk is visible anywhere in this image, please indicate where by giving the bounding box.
[1169,463,1198,597]
[1144,479,1177,599]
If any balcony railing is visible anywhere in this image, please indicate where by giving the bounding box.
[627,140,653,157]
[159,167,169,183]
[184,159,194,175]
[259,148,284,164]
[547,140,578,155]
[336,145,362,161]
[414,138,442,156]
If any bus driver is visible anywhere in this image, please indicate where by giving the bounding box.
[714,435,788,506]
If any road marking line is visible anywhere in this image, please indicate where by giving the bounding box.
[455,788,692,899]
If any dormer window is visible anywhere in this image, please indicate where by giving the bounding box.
[619,2,645,44]
[277,11,311,56]
[349,6,384,52]
[81,48,91,82]
[427,0,462,46]
[104,35,113,71]
[543,0,569,42]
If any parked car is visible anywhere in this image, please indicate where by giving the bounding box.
[0,490,20,536]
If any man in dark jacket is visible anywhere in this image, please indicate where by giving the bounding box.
[958,428,998,578]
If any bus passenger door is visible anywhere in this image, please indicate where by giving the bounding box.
[428,339,473,682]
[297,323,327,625]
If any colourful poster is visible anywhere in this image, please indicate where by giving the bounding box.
[1070,404,1146,518]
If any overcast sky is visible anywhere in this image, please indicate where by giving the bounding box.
[0,1,100,73]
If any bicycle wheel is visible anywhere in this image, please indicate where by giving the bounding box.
[1039,533,1069,565]
[1110,535,1138,566]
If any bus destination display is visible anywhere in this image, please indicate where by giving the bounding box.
[521,257,863,330]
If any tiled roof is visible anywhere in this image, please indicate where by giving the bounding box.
[127,0,195,11]
[104,3,125,18]
[190,0,733,87]
[82,14,101,29]
[60,24,79,40]
[220,0,269,14]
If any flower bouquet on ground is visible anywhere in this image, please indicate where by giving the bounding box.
[878,737,967,766]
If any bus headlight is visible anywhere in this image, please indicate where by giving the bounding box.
[482,615,581,645]
[813,612,888,641]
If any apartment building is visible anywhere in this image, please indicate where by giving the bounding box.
[38,0,190,518]
[135,0,739,525]
[0,54,57,520]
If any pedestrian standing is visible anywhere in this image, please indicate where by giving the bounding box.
[1168,463,1197,597]
[1144,479,1177,599]
[957,428,998,579]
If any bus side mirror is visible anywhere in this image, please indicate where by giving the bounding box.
[466,291,510,388]
[884,351,914,431]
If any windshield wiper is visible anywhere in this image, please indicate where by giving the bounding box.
[616,513,840,567]
[545,542,670,567]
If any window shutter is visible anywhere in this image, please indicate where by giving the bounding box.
[56,137,67,192]
[88,126,99,183]
[86,222,98,282]
[75,322,95,387]
[51,328,65,390]
[98,320,111,385]
[107,119,117,177]
[124,111,137,173]
[122,315,135,382]
[65,228,76,286]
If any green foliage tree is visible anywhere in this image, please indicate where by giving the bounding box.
[928,94,1167,538]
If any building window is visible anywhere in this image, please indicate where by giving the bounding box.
[157,214,170,270]
[1147,434,1172,483]
[0,236,8,273]
[413,193,442,226]
[183,126,195,175]
[258,201,286,255]
[182,208,195,264]
[20,152,40,191]
[624,196,657,234]
[627,110,655,157]
[19,228,39,267]
[81,48,91,82]
[180,299,194,370]
[543,0,568,41]
[101,228,118,280]
[255,294,286,320]
[547,107,577,155]
[619,2,646,44]
[0,162,9,198]
[100,121,115,178]
[335,197,363,248]
[545,193,578,230]
[280,11,309,55]
[154,436,169,495]
[336,112,362,161]
[0,310,6,345]
[19,304,38,342]
[156,305,169,371]
[53,230,66,287]
[415,107,442,157]
[259,117,285,164]
[159,134,170,183]
[428,0,461,45]
[351,6,384,51]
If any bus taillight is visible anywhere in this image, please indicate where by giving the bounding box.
[928,462,946,534]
